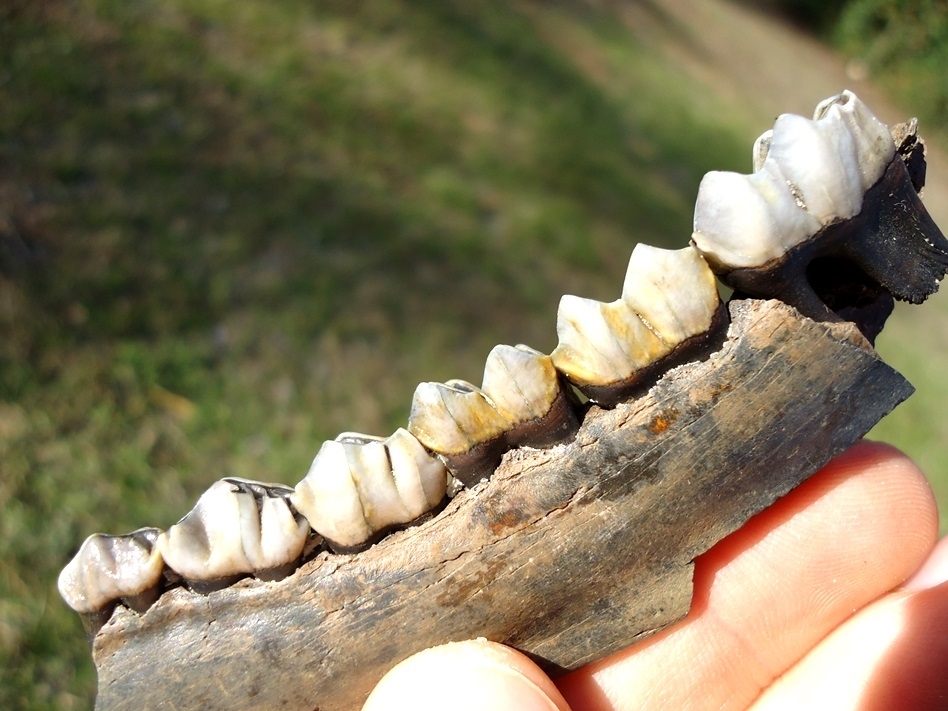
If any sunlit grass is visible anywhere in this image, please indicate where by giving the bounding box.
[2,1,946,709]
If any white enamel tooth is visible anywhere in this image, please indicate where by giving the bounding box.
[291,440,371,550]
[766,112,862,223]
[481,344,560,424]
[407,380,509,455]
[384,427,448,517]
[291,429,448,551]
[814,90,895,191]
[692,166,820,270]
[550,294,665,389]
[620,244,721,346]
[752,129,773,172]
[57,528,164,615]
[481,343,580,448]
[157,478,308,588]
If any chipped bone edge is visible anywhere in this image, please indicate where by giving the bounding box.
[58,91,945,629]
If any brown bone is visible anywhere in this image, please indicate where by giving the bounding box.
[90,298,912,711]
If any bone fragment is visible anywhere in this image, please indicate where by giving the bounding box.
[89,299,912,711]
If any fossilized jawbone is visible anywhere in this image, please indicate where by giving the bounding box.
[58,91,947,710]
[692,90,948,341]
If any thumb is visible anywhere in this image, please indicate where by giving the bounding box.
[362,639,571,711]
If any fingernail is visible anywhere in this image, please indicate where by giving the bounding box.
[902,536,948,591]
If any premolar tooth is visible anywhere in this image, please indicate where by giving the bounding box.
[552,246,725,406]
[407,380,509,485]
[481,344,579,448]
[291,428,448,552]
[156,478,309,591]
[57,527,164,629]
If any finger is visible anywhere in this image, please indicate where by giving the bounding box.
[752,542,948,711]
[362,639,571,711]
[557,441,939,711]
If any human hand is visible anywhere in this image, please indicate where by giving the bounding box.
[363,440,948,711]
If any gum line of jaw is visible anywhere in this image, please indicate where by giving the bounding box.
[58,90,948,630]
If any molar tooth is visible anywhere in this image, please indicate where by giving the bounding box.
[691,91,948,342]
[291,429,448,552]
[480,344,579,448]
[407,380,509,486]
[552,246,726,406]
[57,527,165,627]
[156,478,308,591]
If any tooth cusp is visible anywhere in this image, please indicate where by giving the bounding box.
[291,428,448,552]
[157,478,309,591]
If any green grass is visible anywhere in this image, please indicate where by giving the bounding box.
[1,1,946,709]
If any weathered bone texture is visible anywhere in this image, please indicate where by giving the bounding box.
[91,299,912,711]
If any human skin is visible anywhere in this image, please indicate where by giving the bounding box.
[362,440,948,711]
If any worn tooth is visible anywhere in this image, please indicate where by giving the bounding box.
[692,90,948,342]
[693,91,895,272]
[57,527,164,626]
[157,478,308,591]
[621,244,721,346]
[291,429,448,552]
[407,380,510,486]
[481,344,579,448]
[552,246,726,406]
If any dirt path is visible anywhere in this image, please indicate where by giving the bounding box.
[623,0,948,228]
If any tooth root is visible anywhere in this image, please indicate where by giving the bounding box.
[157,478,308,590]
[621,245,721,346]
[481,344,579,448]
[57,528,165,619]
[407,380,510,486]
[291,429,448,552]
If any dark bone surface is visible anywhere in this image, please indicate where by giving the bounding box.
[91,299,912,711]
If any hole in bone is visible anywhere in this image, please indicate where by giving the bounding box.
[805,256,893,342]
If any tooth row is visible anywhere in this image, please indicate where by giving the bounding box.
[551,244,723,405]
[62,91,922,620]
[692,90,895,270]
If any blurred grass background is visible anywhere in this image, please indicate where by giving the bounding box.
[1,0,946,708]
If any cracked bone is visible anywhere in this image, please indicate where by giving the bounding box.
[290,428,448,551]
[156,478,309,591]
